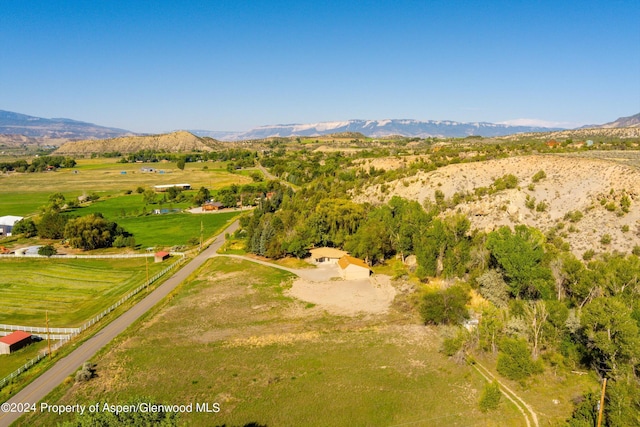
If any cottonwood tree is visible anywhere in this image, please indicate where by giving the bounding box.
[486,225,553,299]
[64,214,127,250]
[581,297,640,375]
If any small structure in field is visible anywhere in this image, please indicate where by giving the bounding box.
[0,331,33,355]
[154,251,170,263]
[310,247,348,264]
[203,202,224,211]
[337,255,371,280]
[0,215,24,237]
[153,184,191,192]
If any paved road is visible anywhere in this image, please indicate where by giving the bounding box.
[0,221,239,427]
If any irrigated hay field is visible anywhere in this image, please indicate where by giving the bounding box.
[0,258,166,328]
[73,195,242,248]
[20,258,526,427]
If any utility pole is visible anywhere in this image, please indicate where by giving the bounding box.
[46,310,51,360]
[596,377,607,427]
[145,255,149,293]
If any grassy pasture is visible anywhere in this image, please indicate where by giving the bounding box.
[67,195,242,248]
[0,158,252,216]
[0,257,166,328]
[21,258,526,426]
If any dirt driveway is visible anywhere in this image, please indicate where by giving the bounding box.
[287,275,396,316]
[215,255,397,316]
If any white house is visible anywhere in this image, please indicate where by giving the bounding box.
[337,255,371,280]
[0,215,23,237]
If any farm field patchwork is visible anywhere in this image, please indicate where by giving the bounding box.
[19,257,527,427]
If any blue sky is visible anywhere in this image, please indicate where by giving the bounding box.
[1,0,639,133]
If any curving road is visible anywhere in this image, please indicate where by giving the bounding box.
[0,221,239,427]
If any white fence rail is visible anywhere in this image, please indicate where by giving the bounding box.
[0,256,185,390]
[0,324,80,335]
[0,252,185,259]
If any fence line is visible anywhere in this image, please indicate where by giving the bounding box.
[0,255,186,391]
[0,252,185,260]
[0,324,80,334]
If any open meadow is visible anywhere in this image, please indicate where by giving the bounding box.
[19,257,529,427]
[0,158,253,217]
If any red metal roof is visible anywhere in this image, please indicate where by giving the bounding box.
[155,251,170,257]
[0,331,32,346]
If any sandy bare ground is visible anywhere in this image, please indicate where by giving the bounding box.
[287,275,397,316]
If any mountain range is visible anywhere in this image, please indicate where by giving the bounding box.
[0,110,133,140]
[190,119,564,141]
[1,109,639,142]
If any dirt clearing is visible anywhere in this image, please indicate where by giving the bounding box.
[287,275,397,316]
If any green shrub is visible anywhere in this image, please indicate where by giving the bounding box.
[38,244,57,257]
[479,381,501,412]
[632,246,640,256]
[535,201,548,212]
[582,249,595,261]
[496,337,543,381]
[442,329,469,357]
[564,210,583,223]
[620,194,631,213]
[531,170,546,183]
[525,195,536,210]
[419,284,470,325]
[600,234,612,245]
[605,201,616,212]
[621,225,630,233]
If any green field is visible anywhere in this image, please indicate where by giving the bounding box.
[0,257,166,328]
[67,194,242,248]
[19,258,526,426]
[0,158,252,217]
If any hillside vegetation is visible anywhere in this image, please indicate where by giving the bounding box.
[354,154,640,257]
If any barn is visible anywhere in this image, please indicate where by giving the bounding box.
[203,202,224,211]
[0,331,33,355]
[309,247,348,264]
[154,251,170,263]
[337,255,371,280]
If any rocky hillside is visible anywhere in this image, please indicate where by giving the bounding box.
[592,113,640,129]
[354,154,640,257]
[54,131,221,155]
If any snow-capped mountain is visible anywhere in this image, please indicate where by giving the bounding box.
[192,119,564,141]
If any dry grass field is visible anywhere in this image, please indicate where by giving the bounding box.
[17,257,533,427]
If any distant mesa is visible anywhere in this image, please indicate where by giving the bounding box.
[54,130,220,155]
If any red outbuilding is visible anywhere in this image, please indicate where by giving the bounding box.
[0,331,33,355]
